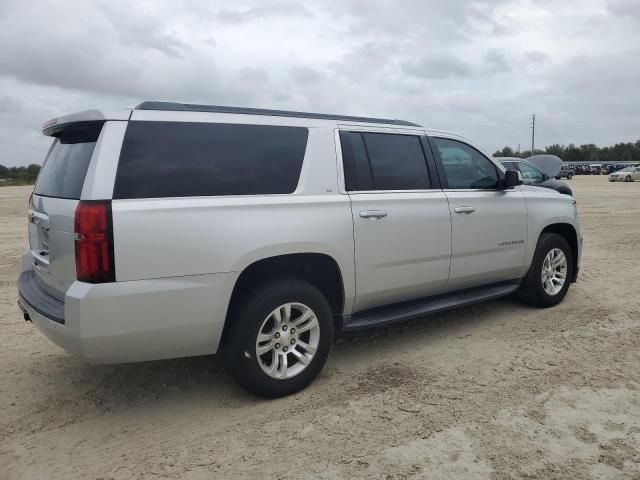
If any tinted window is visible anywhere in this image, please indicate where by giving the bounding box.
[362,133,429,190]
[517,162,545,182]
[34,123,103,199]
[341,132,429,191]
[340,131,373,191]
[114,122,308,199]
[433,138,499,189]
[502,161,517,171]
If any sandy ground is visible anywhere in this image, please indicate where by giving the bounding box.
[1,176,639,480]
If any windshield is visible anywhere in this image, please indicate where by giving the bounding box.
[618,167,634,172]
[518,162,545,182]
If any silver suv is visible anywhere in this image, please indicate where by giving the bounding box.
[18,102,582,397]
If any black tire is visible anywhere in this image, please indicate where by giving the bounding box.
[222,279,334,398]
[625,176,632,182]
[567,174,573,180]
[517,233,574,308]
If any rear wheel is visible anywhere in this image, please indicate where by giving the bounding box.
[518,233,574,308]
[625,176,632,182]
[222,279,334,398]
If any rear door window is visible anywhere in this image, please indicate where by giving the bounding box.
[340,131,430,191]
[339,131,373,190]
[114,122,309,199]
[34,122,103,199]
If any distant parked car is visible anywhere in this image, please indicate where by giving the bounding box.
[498,158,573,195]
[604,164,623,174]
[609,166,640,182]
[555,164,575,179]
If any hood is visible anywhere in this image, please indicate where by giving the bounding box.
[526,154,562,177]
[541,177,568,187]
[519,184,565,197]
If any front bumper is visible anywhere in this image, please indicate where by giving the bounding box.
[17,263,236,364]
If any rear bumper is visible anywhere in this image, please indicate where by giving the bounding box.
[18,271,65,324]
[17,262,237,364]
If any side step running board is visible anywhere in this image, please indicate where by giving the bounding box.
[343,281,520,332]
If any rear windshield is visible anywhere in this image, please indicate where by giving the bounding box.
[34,122,103,199]
[113,121,309,199]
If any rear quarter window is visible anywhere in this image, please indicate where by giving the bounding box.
[113,122,309,199]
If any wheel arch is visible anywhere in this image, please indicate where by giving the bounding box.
[539,223,579,282]
[221,252,346,346]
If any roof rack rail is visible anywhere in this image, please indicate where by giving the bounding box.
[135,101,421,127]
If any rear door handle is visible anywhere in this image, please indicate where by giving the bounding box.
[359,210,388,219]
[454,206,475,214]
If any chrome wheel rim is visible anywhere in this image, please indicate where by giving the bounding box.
[541,248,567,296]
[255,302,320,379]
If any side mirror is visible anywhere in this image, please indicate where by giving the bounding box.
[504,170,523,188]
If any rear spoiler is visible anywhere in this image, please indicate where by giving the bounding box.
[43,109,132,136]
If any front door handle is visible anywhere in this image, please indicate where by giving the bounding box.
[359,210,388,219]
[454,206,476,214]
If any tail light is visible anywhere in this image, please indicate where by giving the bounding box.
[28,190,34,208]
[74,200,115,283]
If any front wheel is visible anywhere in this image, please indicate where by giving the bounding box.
[222,279,334,398]
[518,233,574,308]
[625,176,632,182]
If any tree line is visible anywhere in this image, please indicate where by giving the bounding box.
[493,140,640,163]
[0,164,41,185]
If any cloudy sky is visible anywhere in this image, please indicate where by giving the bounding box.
[0,0,638,166]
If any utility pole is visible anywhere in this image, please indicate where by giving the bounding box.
[517,144,521,157]
[530,114,536,154]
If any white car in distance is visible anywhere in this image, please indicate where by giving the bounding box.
[609,166,640,182]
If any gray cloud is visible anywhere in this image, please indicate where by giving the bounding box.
[402,56,473,80]
[608,0,640,20]
[0,0,638,167]
[523,50,551,65]
[484,49,512,74]
[289,66,324,84]
[0,96,21,113]
[99,3,188,58]
[216,2,311,24]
